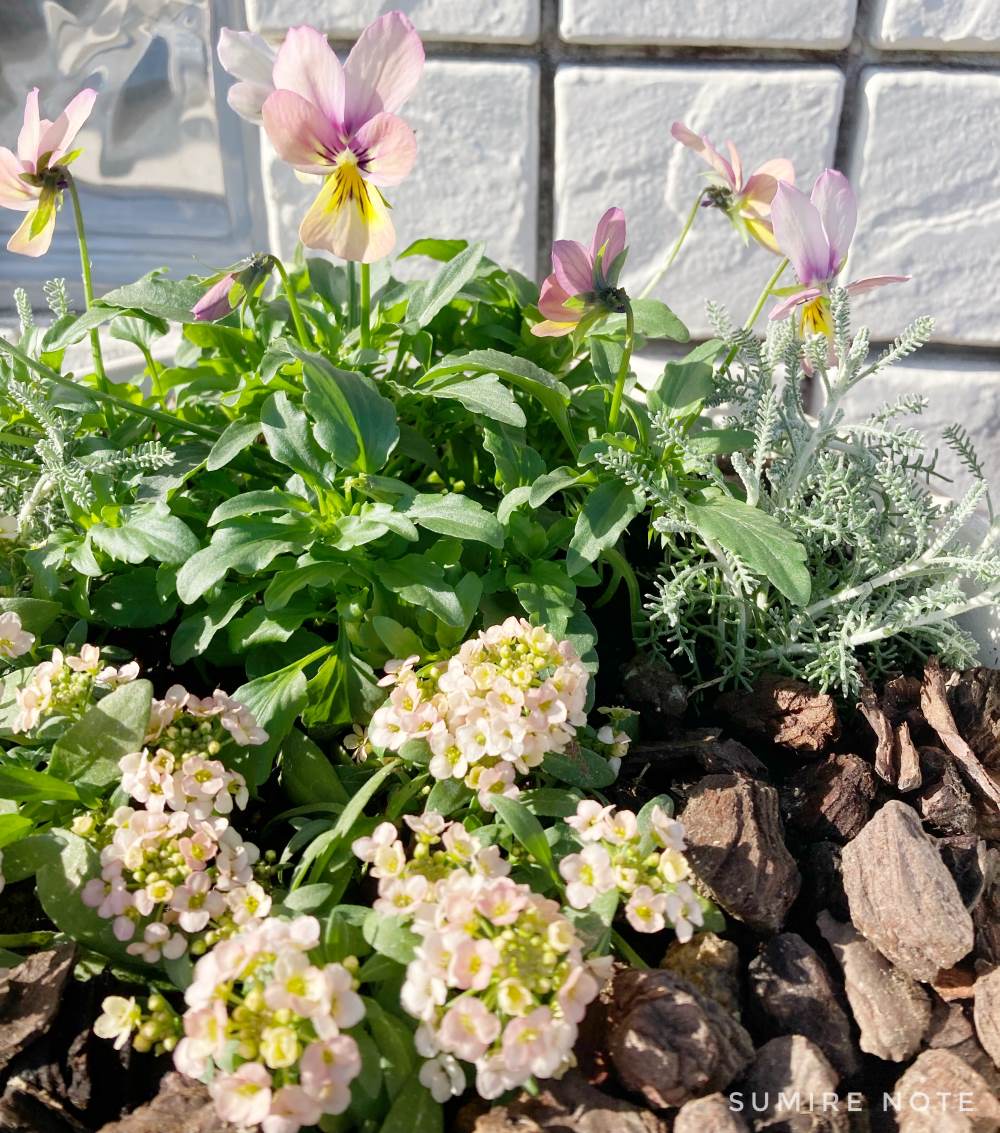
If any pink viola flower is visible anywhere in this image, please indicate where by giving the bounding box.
[257,16,424,262]
[769,169,909,336]
[0,86,97,257]
[217,29,276,125]
[532,207,628,337]
[671,122,794,253]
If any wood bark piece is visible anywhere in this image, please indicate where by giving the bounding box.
[921,658,1000,812]
[661,932,741,1018]
[680,775,801,933]
[859,680,897,783]
[741,1036,847,1133]
[817,911,930,1062]
[897,720,924,791]
[607,968,754,1109]
[747,933,860,1078]
[920,754,977,836]
[974,850,1000,965]
[841,801,974,981]
[891,1050,1000,1133]
[0,947,76,1074]
[623,655,688,725]
[925,1000,1000,1095]
[95,1073,238,1133]
[783,754,877,843]
[947,667,1000,771]
[973,967,1000,1069]
[470,1072,667,1133]
[716,675,840,754]
[675,1093,750,1133]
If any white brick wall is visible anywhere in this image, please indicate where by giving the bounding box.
[245,0,1000,469]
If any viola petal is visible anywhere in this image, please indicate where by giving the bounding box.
[537,274,580,323]
[550,240,593,297]
[725,140,743,191]
[7,205,55,257]
[590,206,626,281]
[352,111,416,187]
[0,147,36,211]
[17,89,41,168]
[192,273,238,321]
[530,319,578,338]
[670,121,735,188]
[770,181,832,287]
[272,26,345,126]
[218,29,276,124]
[844,274,910,295]
[262,90,342,174]
[38,88,97,165]
[769,287,821,321]
[754,158,795,186]
[343,12,424,133]
[810,169,856,273]
[299,167,396,262]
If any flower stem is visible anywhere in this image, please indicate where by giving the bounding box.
[639,190,702,299]
[608,303,635,432]
[64,172,107,390]
[359,262,372,350]
[272,258,310,348]
[721,257,788,372]
[346,262,358,327]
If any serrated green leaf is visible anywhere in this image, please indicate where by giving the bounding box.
[49,680,152,791]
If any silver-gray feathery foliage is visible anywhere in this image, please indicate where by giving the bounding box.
[606,289,1000,695]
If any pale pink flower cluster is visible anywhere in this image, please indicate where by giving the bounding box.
[561,801,704,940]
[353,812,608,1098]
[14,644,139,732]
[368,617,589,809]
[81,689,270,963]
[0,611,33,661]
[175,916,364,1133]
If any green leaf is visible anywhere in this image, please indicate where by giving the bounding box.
[0,765,80,803]
[491,795,556,878]
[528,467,582,509]
[176,516,314,604]
[232,667,309,787]
[542,745,617,789]
[0,598,61,636]
[171,586,253,664]
[377,1071,442,1133]
[363,911,418,965]
[415,374,526,427]
[648,359,714,415]
[566,480,643,576]
[405,493,503,548]
[608,298,688,341]
[206,418,261,471]
[301,635,383,729]
[92,567,178,628]
[49,680,153,791]
[90,502,199,566]
[380,556,467,627]
[420,349,574,451]
[36,829,133,962]
[298,348,399,473]
[0,814,33,849]
[481,426,545,490]
[405,242,484,327]
[688,428,755,455]
[399,237,469,262]
[102,271,207,322]
[518,787,583,818]
[260,391,328,482]
[264,563,346,611]
[209,489,311,526]
[44,305,123,351]
[507,562,576,635]
[323,759,400,851]
[685,495,812,605]
[280,728,349,806]
[425,776,469,816]
[363,999,416,1102]
[109,312,168,350]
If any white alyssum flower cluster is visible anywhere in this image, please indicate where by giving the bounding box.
[561,800,704,939]
[368,617,589,809]
[81,686,270,963]
[353,812,607,1101]
[0,610,33,661]
[14,643,138,732]
[174,916,364,1133]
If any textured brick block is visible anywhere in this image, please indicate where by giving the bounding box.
[872,0,1000,49]
[554,65,843,340]
[838,354,1000,500]
[262,59,538,274]
[560,0,857,48]
[247,0,540,42]
[846,69,1000,347]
